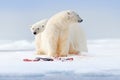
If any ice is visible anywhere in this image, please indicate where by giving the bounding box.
[0,40,35,51]
[0,39,120,79]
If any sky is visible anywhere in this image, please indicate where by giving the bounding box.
[0,0,120,40]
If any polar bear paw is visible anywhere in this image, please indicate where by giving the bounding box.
[69,50,79,55]
[36,50,45,55]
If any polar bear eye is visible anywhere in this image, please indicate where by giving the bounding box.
[42,25,44,28]
[37,28,39,30]
[67,12,70,15]
[77,15,79,17]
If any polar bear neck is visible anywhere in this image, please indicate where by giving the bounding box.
[47,18,71,31]
[52,21,70,30]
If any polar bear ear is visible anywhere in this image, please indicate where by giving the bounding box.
[42,25,44,28]
[67,12,71,15]
[67,12,71,20]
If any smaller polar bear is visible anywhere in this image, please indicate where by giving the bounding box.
[30,19,48,55]
[40,10,83,57]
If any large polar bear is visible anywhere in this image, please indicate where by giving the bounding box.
[40,10,84,57]
[31,19,48,55]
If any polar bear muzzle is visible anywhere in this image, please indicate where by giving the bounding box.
[78,19,83,23]
[33,32,37,35]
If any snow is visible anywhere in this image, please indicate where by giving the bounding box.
[0,39,120,79]
[0,40,34,51]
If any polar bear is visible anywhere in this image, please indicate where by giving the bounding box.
[30,19,48,55]
[40,10,83,57]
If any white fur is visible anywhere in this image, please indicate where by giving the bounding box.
[40,10,83,57]
[31,12,88,56]
[69,23,88,55]
[30,19,48,55]
[31,19,48,35]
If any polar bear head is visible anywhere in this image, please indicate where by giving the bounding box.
[53,10,83,25]
[31,19,48,35]
[66,10,83,23]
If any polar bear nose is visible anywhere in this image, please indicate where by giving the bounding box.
[78,19,83,23]
[33,32,37,35]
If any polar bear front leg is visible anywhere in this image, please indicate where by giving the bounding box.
[47,36,58,57]
[35,39,45,55]
[58,31,69,57]
[59,40,69,57]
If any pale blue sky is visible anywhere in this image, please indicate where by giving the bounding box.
[0,0,120,40]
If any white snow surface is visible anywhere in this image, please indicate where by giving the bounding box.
[0,39,120,77]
